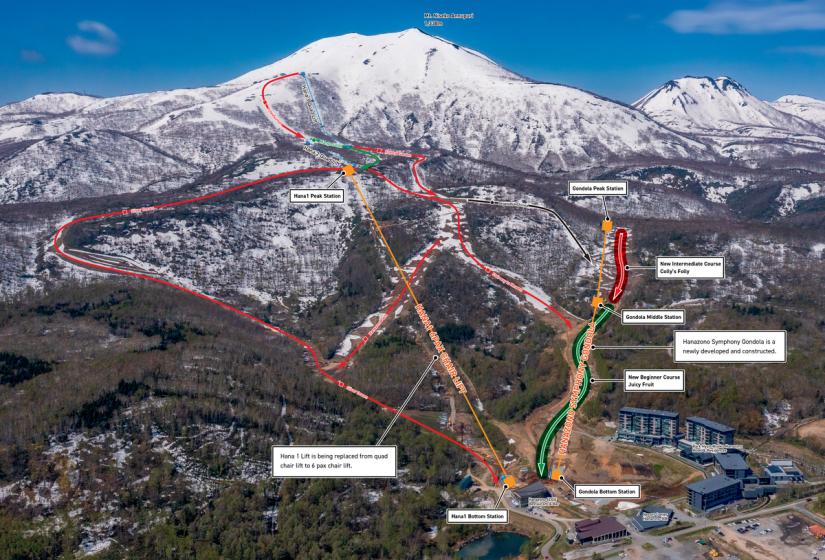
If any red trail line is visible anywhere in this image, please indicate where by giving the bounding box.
[262,76,570,328]
[608,228,628,304]
[336,238,442,370]
[52,168,498,482]
[260,73,306,140]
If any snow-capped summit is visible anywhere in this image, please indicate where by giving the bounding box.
[633,76,821,135]
[228,28,519,87]
[773,94,825,127]
[230,28,709,172]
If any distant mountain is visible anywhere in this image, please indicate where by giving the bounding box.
[634,76,819,133]
[773,94,825,127]
[0,92,100,116]
[634,76,825,162]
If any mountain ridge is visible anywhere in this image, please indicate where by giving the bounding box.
[1,29,824,207]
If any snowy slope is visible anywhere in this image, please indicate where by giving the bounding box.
[0,83,264,201]
[0,93,99,116]
[773,95,825,127]
[4,30,825,207]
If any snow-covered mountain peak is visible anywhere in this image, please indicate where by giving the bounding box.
[713,76,746,92]
[634,75,822,136]
[226,28,520,88]
[0,28,717,205]
[773,94,825,127]
[641,76,746,100]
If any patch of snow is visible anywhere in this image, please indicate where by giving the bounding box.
[616,501,640,511]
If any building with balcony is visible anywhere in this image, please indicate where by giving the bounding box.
[685,416,735,446]
[616,407,680,446]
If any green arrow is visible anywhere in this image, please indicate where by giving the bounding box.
[534,304,614,478]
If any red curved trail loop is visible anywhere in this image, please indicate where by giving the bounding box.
[54,85,505,480]
[609,228,628,304]
[52,169,497,481]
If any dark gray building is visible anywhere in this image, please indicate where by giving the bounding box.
[685,416,735,445]
[617,407,680,446]
[742,485,777,499]
[687,475,742,512]
[715,453,751,479]
[511,481,551,507]
[629,506,673,531]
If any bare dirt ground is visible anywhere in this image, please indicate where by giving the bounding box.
[559,433,701,498]
[623,536,756,560]
[797,418,825,448]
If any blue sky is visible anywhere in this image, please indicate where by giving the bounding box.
[2,0,825,105]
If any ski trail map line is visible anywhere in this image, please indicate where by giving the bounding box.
[261,72,572,485]
[54,68,585,485]
[363,163,574,329]
[536,221,633,480]
[53,168,500,482]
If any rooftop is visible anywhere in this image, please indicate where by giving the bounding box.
[575,517,627,540]
[631,506,673,531]
[687,416,735,433]
[620,406,679,418]
[512,481,550,498]
[764,461,804,478]
[687,475,740,494]
[715,453,749,471]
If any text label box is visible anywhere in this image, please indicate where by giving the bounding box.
[624,369,685,392]
[447,509,509,524]
[289,188,345,203]
[574,484,641,499]
[272,445,396,478]
[568,180,628,196]
[673,330,786,363]
[621,309,686,325]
